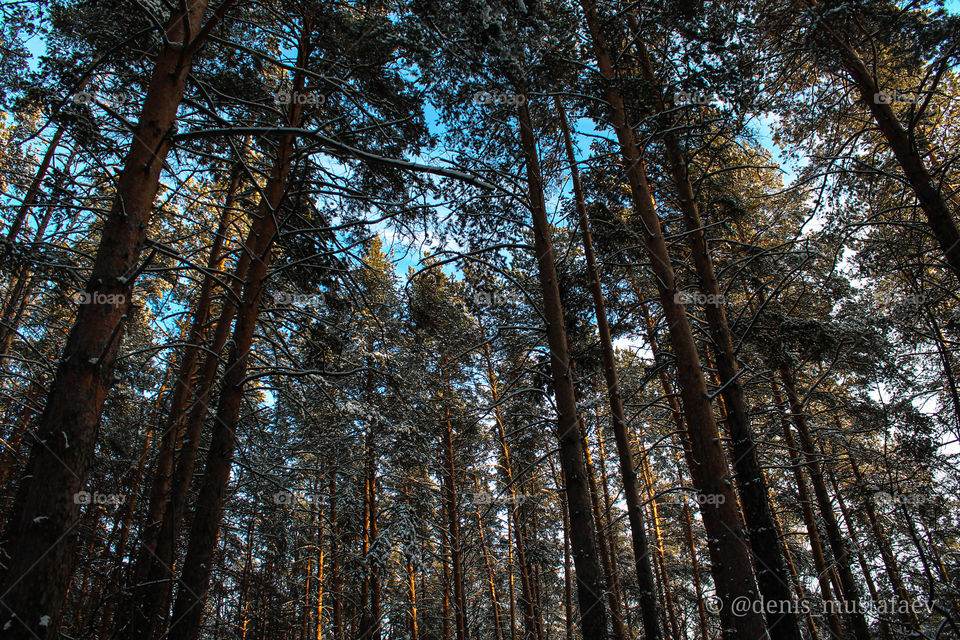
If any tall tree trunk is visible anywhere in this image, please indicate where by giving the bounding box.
[358,425,382,640]
[575,3,768,635]
[771,382,846,639]
[507,509,518,640]
[314,477,325,640]
[330,473,344,639]
[473,478,504,640]
[0,142,76,358]
[675,455,710,640]
[0,4,222,636]
[555,94,661,640]
[641,454,681,640]
[136,148,245,560]
[634,295,712,639]
[630,34,807,639]
[561,489,573,640]
[777,365,871,640]
[98,368,171,638]
[3,123,64,245]
[846,450,920,632]
[483,346,538,640]
[166,23,309,637]
[116,153,250,640]
[769,496,821,640]
[576,416,629,640]
[826,463,896,640]
[807,0,960,285]
[592,427,630,635]
[441,409,468,640]
[237,510,256,640]
[513,90,609,639]
[441,496,452,640]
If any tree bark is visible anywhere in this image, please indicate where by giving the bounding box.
[135,149,245,562]
[575,3,768,635]
[630,34,807,639]
[165,22,309,637]
[514,91,609,639]
[777,364,871,640]
[577,416,629,640]
[3,123,64,245]
[440,410,467,640]
[0,4,219,636]
[116,153,251,640]
[806,0,960,285]
[555,94,661,640]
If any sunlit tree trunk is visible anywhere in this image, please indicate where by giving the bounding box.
[514,89,609,639]
[166,20,311,638]
[806,0,960,285]
[577,416,628,640]
[483,345,538,640]
[116,148,250,640]
[473,477,504,640]
[0,3,225,635]
[575,4,769,635]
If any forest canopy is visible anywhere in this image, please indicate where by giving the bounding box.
[0,0,958,639]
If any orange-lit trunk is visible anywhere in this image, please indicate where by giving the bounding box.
[0,4,221,636]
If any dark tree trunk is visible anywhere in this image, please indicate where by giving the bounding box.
[116,156,251,640]
[630,34,806,640]
[135,150,245,563]
[555,94,662,640]
[777,365,871,640]
[441,411,467,640]
[575,2,769,635]
[3,124,64,246]
[166,22,310,637]
[0,4,218,636]
[514,91,610,639]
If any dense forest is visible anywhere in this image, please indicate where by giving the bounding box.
[0,0,957,638]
